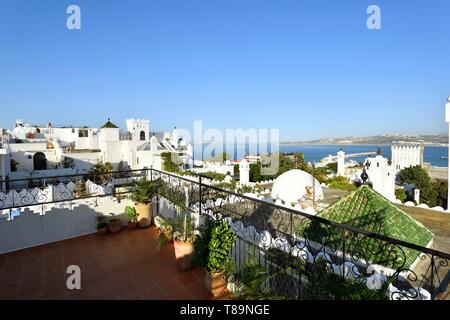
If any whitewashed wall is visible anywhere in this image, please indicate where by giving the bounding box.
[0,197,134,254]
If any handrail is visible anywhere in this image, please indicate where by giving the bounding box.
[1,167,449,260]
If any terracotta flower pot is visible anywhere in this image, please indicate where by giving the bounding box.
[108,219,123,233]
[135,203,152,228]
[205,271,228,297]
[97,227,108,235]
[173,239,195,270]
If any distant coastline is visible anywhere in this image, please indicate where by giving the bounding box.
[280,142,448,147]
[280,133,448,147]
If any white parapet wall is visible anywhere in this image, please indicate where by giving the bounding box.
[0,196,135,254]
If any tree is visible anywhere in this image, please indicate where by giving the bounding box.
[398,165,437,207]
[327,176,356,192]
[432,179,448,209]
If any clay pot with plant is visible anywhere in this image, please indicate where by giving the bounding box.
[172,213,197,270]
[96,215,108,235]
[125,205,138,229]
[107,213,123,234]
[195,218,237,297]
[129,177,160,228]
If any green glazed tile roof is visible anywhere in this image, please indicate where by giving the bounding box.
[301,185,433,269]
[100,119,119,129]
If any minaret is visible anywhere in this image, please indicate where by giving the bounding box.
[239,158,250,185]
[445,97,450,209]
[337,149,345,176]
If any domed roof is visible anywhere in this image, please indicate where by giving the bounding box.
[271,169,323,204]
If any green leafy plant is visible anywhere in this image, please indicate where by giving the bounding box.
[206,221,237,273]
[129,177,160,204]
[89,160,113,183]
[194,218,220,267]
[125,206,138,223]
[226,254,286,300]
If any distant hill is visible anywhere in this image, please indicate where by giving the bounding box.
[281,133,448,146]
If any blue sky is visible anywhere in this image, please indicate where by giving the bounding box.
[0,0,449,141]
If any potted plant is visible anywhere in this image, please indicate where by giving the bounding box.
[107,213,123,234]
[125,205,138,229]
[172,213,197,270]
[96,215,108,235]
[201,220,236,297]
[129,177,160,228]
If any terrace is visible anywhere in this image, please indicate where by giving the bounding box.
[0,227,213,300]
[0,168,449,300]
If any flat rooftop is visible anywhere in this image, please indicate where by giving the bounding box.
[0,227,216,300]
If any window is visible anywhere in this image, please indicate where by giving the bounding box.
[140,131,145,141]
[78,129,89,137]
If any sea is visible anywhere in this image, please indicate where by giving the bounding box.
[192,144,448,168]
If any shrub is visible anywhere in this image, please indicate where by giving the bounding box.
[327,176,356,191]
[395,188,407,203]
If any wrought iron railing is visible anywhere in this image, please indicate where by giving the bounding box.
[1,168,449,300]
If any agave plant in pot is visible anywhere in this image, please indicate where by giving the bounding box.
[172,213,197,270]
[129,177,160,228]
[200,219,237,297]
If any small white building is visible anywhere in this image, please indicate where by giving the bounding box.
[391,143,424,171]
[363,150,397,201]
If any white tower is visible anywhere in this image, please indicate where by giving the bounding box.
[239,158,250,185]
[445,96,450,210]
[150,135,158,153]
[126,118,150,142]
[171,126,179,149]
[337,149,345,176]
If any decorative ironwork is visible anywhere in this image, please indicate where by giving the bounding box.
[1,167,449,300]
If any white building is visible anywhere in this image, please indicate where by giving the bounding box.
[2,118,193,181]
[363,150,397,201]
[391,143,424,171]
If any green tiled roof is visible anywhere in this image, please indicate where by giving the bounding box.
[100,119,119,129]
[300,185,433,269]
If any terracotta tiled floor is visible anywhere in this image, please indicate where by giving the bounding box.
[0,226,215,300]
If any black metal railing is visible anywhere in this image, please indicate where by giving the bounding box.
[1,168,449,300]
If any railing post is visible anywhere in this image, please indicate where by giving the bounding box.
[430,254,435,299]
[150,167,153,181]
[342,230,346,280]
[199,176,202,216]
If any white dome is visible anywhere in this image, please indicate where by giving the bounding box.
[271,169,324,204]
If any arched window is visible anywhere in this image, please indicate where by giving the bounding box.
[140,131,145,141]
[33,152,47,171]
